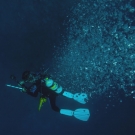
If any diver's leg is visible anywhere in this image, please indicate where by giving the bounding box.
[45,78,88,104]
[49,94,60,112]
[48,93,90,121]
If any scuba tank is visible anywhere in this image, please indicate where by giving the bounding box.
[44,78,63,94]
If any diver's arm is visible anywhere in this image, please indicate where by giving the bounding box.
[25,84,39,97]
[18,81,38,96]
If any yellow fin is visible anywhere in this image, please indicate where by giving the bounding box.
[38,97,47,111]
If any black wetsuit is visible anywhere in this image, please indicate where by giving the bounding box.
[25,79,60,112]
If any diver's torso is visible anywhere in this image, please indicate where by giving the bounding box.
[28,79,57,97]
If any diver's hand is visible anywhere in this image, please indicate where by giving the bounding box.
[18,81,27,93]
[21,88,27,93]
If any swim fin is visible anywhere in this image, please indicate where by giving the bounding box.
[38,97,47,111]
[62,91,89,104]
[74,108,90,121]
[60,108,90,121]
[73,93,88,104]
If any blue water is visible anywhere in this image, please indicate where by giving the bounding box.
[1,0,135,135]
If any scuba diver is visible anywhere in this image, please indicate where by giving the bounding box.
[8,70,90,121]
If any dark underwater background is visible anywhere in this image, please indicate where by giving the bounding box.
[0,0,135,135]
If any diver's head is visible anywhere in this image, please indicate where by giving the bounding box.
[22,71,35,82]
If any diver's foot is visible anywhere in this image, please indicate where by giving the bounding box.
[73,93,88,104]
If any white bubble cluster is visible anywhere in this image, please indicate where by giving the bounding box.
[52,0,135,99]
